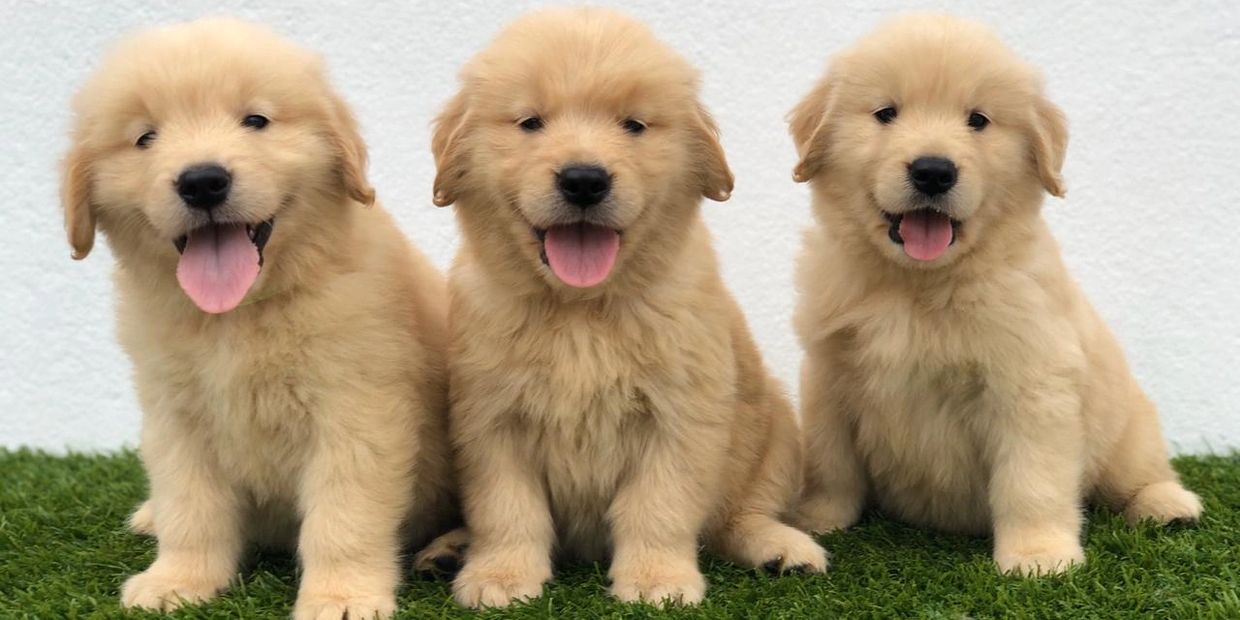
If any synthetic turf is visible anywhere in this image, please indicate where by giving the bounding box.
[1,450,1236,619]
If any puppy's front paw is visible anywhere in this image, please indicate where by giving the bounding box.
[121,566,227,611]
[994,539,1084,577]
[1124,481,1202,526]
[609,554,706,607]
[292,593,395,620]
[793,493,862,534]
[452,550,550,609]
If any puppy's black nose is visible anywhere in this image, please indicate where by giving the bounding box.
[176,164,232,210]
[908,156,957,196]
[557,165,611,208]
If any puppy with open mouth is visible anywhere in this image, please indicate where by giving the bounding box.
[419,7,825,608]
[61,19,456,618]
[788,14,1201,576]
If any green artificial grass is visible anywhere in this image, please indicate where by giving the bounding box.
[1,450,1237,619]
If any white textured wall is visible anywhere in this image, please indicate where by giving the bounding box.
[2,0,1237,452]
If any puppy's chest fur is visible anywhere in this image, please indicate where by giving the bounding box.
[832,287,1040,533]
[122,304,327,502]
[464,293,731,559]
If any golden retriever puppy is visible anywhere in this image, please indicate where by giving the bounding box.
[788,14,1201,576]
[61,18,455,618]
[424,7,825,608]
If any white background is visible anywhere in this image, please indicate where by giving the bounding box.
[2,0,1237,452]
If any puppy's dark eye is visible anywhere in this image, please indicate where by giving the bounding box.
[621,119,647,135]
[242,114,270,130]
[967,111,990,131]
[518,117,544,132]
[135,130,156,149]
[873,106,898,125]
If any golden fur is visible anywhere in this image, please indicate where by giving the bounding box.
[788,14,1201,576]
[421,8,825,608]
[61,19,455,618]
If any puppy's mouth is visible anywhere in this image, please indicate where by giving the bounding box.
[172,218,275,314]
[884,208,961,262]
[532,223,621,288]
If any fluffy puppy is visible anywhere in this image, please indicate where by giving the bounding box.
[425,7,825,608]
[788,14,1201,575]
[61,19,455,618]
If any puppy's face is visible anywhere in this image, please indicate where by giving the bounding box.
[790,15,1067,268]
[62,18,373,313]
[433,9,732,292]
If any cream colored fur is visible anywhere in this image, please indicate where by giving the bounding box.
[422,8,825,608]
[61,19,455,618]
[789,14,1201,576]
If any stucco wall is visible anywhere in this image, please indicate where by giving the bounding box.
[2,0,1236,452]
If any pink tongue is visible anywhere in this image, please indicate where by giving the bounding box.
[899,210,954,261]
[176,224,260,313]
[543,223,621,288]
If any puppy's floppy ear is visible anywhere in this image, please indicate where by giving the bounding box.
[61,143,96,260]
[788,75,834,183]
[431,92,470,207]
[1030,94,1068,198]
[691,103,733,202]
[326,91,376,206]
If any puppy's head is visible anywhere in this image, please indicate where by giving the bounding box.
[789,14,1067,268]
[61,18,373,313]
[432,8,732,294]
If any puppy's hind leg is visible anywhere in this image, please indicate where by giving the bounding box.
[412,527,470,575]
[1096,393,1201,526]
[793,350,868,534]
[128,499,155,536]
[715,513,828,574]
[713,396,827,574]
